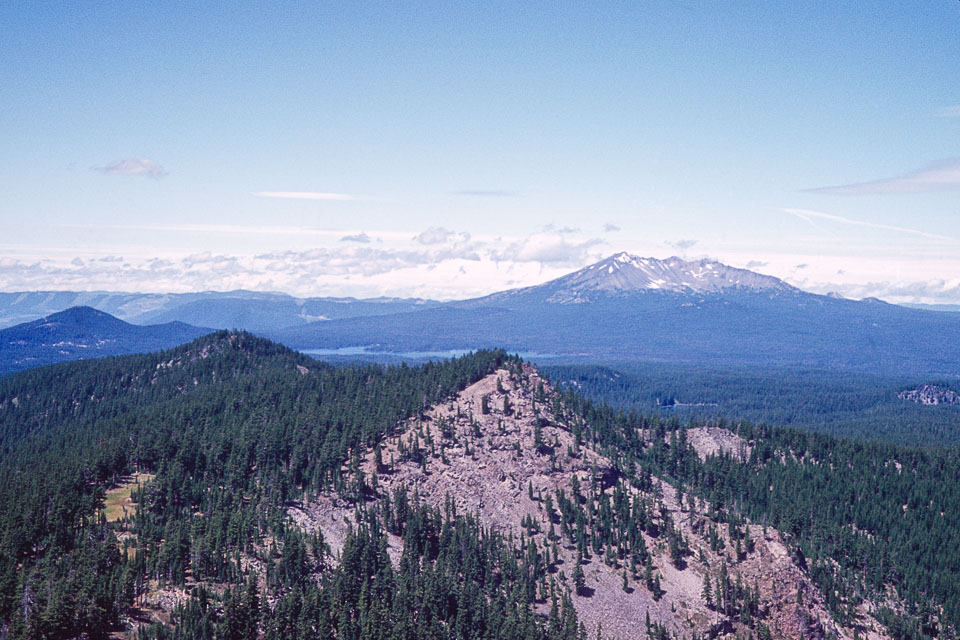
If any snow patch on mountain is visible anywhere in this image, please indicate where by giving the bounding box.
[536,252,796,303]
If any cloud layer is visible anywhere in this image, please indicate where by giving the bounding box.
[5,228,608,300]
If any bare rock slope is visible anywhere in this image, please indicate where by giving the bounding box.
[292,364,888,640]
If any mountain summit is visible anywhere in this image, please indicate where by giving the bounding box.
[478,252,797,305]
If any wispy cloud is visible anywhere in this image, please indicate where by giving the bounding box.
[452,189,519,197]
[340,232,372,243]
[667,239,698,250]
[935,105,960,117]
[541,224,581,234]
[603,223,621,232]
[806,158,960,195]
[783,208,955,241]
[254,191,357,200]
[96,157,167,179]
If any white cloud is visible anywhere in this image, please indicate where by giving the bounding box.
[806,157,960,195]
[340,232,372,243]
[96,157,167,179]
[414,227,456,245]
[603,223,621,232]
[254,191,357,200]
[493,233,604,265]
[413,227,473,245]
[784,208,955,242]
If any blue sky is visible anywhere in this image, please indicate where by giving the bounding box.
[1,2,958,301]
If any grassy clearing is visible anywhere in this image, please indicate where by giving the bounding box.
[103,472,155,522]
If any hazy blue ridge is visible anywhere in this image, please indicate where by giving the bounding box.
[0,306,212,376]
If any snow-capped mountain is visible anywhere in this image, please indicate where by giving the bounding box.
[474,252,797,305]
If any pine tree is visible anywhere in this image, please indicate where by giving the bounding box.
[701,574,713,608]
[573,553,586,595]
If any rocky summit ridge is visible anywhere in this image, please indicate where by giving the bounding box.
[284,364,889,640]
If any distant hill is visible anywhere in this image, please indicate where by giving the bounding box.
[129,294,442,331]
[0,306,212,375]
[901,302,960,313]
[271,253,960,375]
[0,290,441,331]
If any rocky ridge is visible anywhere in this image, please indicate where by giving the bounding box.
[291,364,889,640]
[898,384,960,405]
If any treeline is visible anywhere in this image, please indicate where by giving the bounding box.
[137,497,586,640]
[544,362,960,446]
[0,333,514,639]
[555,388,960,638]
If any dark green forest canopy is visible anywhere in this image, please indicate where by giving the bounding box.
[543,361,960,447]
[0,333,517,639]
[0,333,958,639]
[555,388,960,638]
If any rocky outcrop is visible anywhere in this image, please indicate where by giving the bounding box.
[291,365,890,640]
[898,385,960,405]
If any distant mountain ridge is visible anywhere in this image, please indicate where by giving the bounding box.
[0,306,211,375]
[467,253,797,306]
[0,290,441,331]
[6,254,960,376]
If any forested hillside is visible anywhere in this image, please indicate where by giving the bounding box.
[0,333,513,639]
[544,362,960,446]
[558,391,960,638]
[0,335,957,639]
